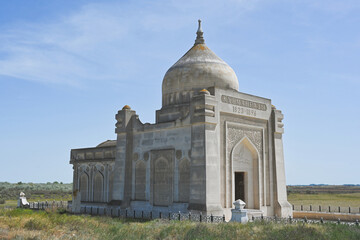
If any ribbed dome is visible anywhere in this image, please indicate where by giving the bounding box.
[162,20,239,107]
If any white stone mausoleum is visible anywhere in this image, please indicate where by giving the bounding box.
[70,20,293,218]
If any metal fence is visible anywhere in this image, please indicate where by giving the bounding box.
[22,202,360,226]
[293,204,360,214]
[28,201,70,210]
[250,215,360,226]
[79,207,225,223]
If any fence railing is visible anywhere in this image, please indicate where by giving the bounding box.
[292,204,360,214]
[79,206,226,223]
[28,201,70,210]
[250,215,360,226]
[21,201,360,226]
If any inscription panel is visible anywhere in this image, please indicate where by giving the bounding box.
[151,149,174,206]
[220,95,270,119]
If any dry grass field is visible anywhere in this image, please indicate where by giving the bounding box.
[287,185,360,210]
[1,208,359,240]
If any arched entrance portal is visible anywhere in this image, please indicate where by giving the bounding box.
[231,137,260,209]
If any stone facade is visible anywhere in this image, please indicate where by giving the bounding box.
[69,20,293,218]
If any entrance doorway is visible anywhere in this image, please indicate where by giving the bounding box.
[235,172,245,201]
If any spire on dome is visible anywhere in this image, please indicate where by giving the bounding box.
[195,19,205,45]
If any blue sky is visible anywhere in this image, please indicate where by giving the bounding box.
[0,0,359,184]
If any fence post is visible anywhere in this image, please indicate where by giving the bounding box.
[289,216,292,224]
[301,205,303,211]
[189,212,191,221]
[337,218,341,225]
[200,212,202,222]
[319,205,321,212]
[349,206,351,214]
[320,217,324,224]
[211,213,213,223]
[310,205,312,211]
[292,205,294,211]
[261,214,264,221]
[168,212,171,221]
[338,206,340,213]
[178,211,181,221]
[223,214,226,222]
[304,216,307,223]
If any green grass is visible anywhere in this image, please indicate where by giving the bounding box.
[0,209,359,240]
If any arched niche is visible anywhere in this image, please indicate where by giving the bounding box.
[153,157,172,206]
[93,171,104,202]
[79,173,89,202]
[178,158,190,202]
[231,137,260,209]
[135,160,146,200]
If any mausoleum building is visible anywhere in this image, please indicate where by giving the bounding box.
[70,20,293,218]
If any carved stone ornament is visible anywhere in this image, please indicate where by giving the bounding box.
[227,125,263,159]
[176,150,182,159]
[143,152,149,161]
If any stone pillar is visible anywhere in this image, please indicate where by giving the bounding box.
[112,105,136,207]
[272,108,293,217]
[189,89,222,214]
[72,190,81,213]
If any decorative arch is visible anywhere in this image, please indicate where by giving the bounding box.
[178,158,190,202]
[135,160,146,200]
[79,173,89,202]
[231,136,260,209]
[93,171,104,202]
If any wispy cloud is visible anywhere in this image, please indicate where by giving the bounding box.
[0,0,260,87]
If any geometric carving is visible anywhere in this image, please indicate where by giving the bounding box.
[151,149,174,206]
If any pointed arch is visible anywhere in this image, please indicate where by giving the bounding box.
[93,171,104,202]
[231,136,260,209]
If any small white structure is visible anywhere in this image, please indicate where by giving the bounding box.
[230,199,248,223]
[17,192,29,208]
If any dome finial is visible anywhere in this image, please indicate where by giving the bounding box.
[195,19,205,45]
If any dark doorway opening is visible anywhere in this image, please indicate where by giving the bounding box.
[235,172,245,201]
